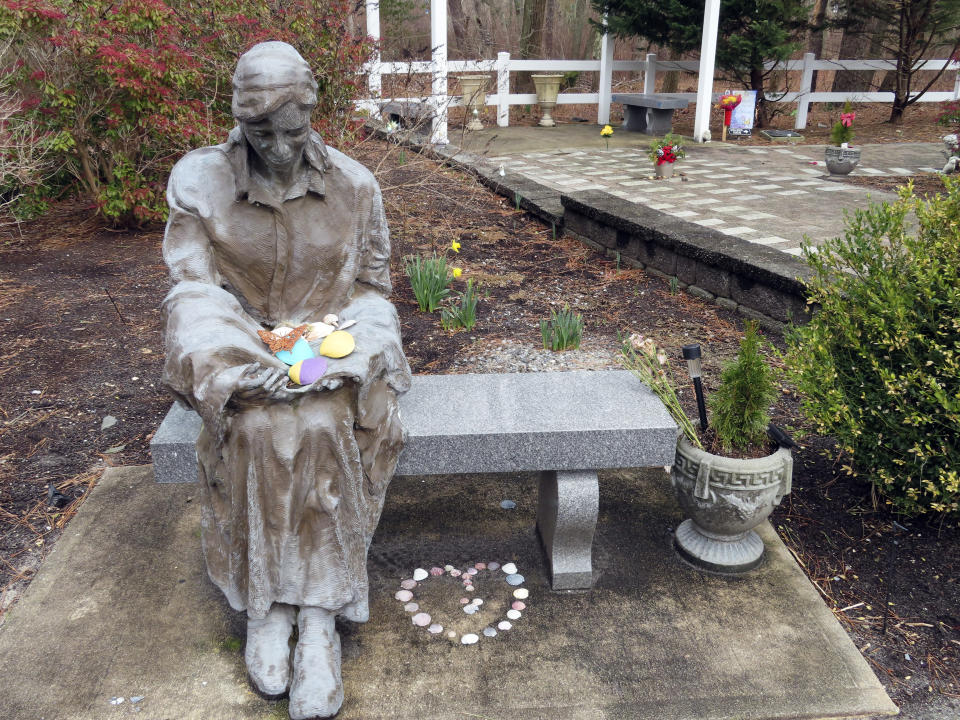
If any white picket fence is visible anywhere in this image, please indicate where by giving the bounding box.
[362,51,960,136]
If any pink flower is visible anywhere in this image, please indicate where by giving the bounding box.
[840,112,855,128]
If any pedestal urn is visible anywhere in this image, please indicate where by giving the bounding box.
[458,75,487,131]
[532,74,563,127]
[671,435,793,573]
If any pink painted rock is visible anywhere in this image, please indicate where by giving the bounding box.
[512,601,526,611]
[465,585,474,591]
[430,567,445,576]
[400,579,417,590]
[395,589,413,602]
[412,612,432,627]
[459,597,469,605]
[450,569,462,577]
[474,562,487,570]
[403,602,419,613]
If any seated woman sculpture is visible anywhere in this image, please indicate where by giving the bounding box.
[161,41,410,719]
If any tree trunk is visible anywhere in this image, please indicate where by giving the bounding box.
[449,0,471,58]
[751,66,770,128]
[805,0,829,90]
[519,0,548,91]
[831,20,878,93]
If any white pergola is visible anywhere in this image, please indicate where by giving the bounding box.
[365,0,721,144]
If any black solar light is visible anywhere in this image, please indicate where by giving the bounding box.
[682,344,708,430]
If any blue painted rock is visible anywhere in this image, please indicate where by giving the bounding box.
[276,338,314,366]
[288,356,327,385]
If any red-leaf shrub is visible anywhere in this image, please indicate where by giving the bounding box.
[1,0,373,226]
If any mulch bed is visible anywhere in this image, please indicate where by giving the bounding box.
[0,136,957,717]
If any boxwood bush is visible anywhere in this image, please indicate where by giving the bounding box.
[786,177,960,516]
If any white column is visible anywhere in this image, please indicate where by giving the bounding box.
[597,18,613,125]
[430,0,448,144]
[693,0,721,143]
[795,52,815,130]
[365,1,382,105]
[496,51,511,127]
[643,52,657,95]
[953,65,960,100]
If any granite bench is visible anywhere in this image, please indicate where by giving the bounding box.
[380,100,435,129]
[151,370,678,590]
[611,93,690,136]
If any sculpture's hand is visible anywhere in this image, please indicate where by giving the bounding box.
[234,364,288,405]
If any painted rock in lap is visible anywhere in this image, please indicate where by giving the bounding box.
[288,356,327,385]
[276,338,314,366]
[319,330,355,358]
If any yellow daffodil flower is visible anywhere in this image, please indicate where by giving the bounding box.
[450,240,461,253]
[452,267,463,278]
[601,125,614,136]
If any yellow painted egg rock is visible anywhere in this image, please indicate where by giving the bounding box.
[319,330,355,359]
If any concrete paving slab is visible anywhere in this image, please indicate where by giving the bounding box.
[0,465,897,720]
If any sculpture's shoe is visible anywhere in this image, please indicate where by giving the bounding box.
[245,604,296,697]
[289,608,343,719]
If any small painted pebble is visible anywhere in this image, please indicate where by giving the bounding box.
[463,604,478,615]
[428,623,444,634]
[109,698,124,706]
[403,602,419,613]
[460,597,470,604]
[512,601,526,611]
[395,589,413,602]
[412,568,428,581]
[497,621,513,631]
[412,612,432,627]
[513,588,529,599]
[400,579,417,590]
[465,585,474,591]
[501,562,518,575]
[444,565,454,572]
[500,499,517,509]
[474,562,486,570]
[448,631,456,638]
[506,609,522,620]
[466,567,478,575]
[450,569,462,577]
[487,562,500,571]
[505,574,525,586]
[483,627,497,637]
[461,633,480,645]
[471,598,483,606]
[430,567,445,576]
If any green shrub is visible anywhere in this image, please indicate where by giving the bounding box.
[0,0,373,226]
[540,304,583,351]
[441,278,478,331]
[709,322,777,453]
[786,178,960,516]
[405,254,450,313]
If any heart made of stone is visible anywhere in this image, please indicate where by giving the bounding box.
[394,563,528,644]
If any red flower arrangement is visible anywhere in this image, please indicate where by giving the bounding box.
[648,133,686,165]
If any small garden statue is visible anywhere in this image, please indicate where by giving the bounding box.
[161,41,411,719]
[942,133,959,174]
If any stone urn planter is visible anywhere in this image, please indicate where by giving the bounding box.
[458,75,487,131]
[824,145,861,175]
[532,74,563,127]
[655,162,675,179]
[671,435,793,573]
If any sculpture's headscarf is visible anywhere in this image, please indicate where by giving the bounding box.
[232,41,318,121]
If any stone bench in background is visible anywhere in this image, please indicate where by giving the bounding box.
[151,370,678,590]
[611,93,690,136]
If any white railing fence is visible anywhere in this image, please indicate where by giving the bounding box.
[362,50,960,143]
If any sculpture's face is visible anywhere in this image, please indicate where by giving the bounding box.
[241,102,312,176]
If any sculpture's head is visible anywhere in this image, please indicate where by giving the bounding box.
[233,42,319,177]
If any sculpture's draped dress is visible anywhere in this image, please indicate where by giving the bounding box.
[162,129,410,621]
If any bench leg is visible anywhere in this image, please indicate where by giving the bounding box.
[648,108,675,136]
[621,105,649,133]
[536,470,599,590]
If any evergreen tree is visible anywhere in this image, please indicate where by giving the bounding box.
[592,0,812,126]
